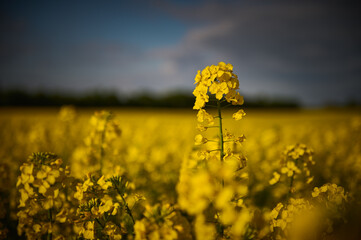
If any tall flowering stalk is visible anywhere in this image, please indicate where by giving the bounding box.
[71,111,121,177]
[178,62,251,240]
[193,62,246,185]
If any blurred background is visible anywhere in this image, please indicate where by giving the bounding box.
[1,0,361,108]
[1,2,361,239]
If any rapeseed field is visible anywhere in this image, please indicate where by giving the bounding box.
[0,62,360,239]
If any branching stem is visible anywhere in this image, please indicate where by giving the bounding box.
[208,149,221,152]
[95,218,105,229]
[115,187,135,224]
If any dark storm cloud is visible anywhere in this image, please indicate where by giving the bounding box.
[1,0,361,106]
[0,10,29,64]
[0,0,188,94]
[1,39,143,89]
[154,0,361,105]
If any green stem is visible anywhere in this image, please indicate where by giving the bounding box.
[287,159,298,201]
[222,103,233,109]
[287,173,295,201]
[208,149,221,152]
[116,187,135,224]
[217,99,225,238]
[47,209,52,240]
[217,100,225,185]
[121,194,135,224]
[95,218,105,229]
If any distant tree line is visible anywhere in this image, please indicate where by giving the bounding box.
[0,89,301,108]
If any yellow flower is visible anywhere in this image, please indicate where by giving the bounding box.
[226,63,233,71]
[22,163,34,175]
[232,109,246,120]
[36,170,47,179]
[97,176,112,190]
[228,92,243,105]
[24,183,34,195]
[99,199,113,214]
[201,67,211,79]
[269,172,281,185]
[39,185,48,194]
[134,221,146,240]
[19,189,29,207]
[312,187,320,197]
[218,71,232,82]
[43,198,54,210]
[194,134,207,145]
[320,185,328,192]
[197,109,214,124]
[270,203,284,219]
[215,187,234,209]
[306,176,314,184]
[219,205,236,225]
[33,224,41,233]
[196,124,207,132]
[83,221,95,239]
[210,65,219,74]
[235,134,246,143]
[47,169,60,185]
[194,70,201,84]
[194,214,216,240]
[218,61,227,69]
[232,209,251,236]
[74,185,84,201]
[193,94,208,110]
[20,164,35,185]
[82,178,94,191]
[111,203,120,215]
[103,222,122,240]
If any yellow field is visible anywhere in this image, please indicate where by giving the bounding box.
[0,107,360,239]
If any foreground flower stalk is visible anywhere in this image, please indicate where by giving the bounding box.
[217,99,225,187]
[177,62,251,239]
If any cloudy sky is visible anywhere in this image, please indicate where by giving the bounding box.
[1,0,361,106]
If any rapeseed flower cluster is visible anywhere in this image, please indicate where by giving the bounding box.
[269,198,316,240]
[16,152,72,239]
[269,183,349,240]
[269,144,349,240]
[74,174,142,239]
[312,183,348,233]
[269,144,314,191]
[134,204,181,240]
[193,62,244,110]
